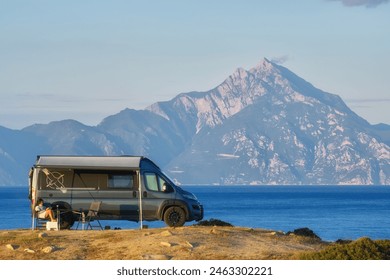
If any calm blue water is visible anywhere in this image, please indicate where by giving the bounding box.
[1,185,389,241]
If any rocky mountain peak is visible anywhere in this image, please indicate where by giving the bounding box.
[147,59,286,133]
[251,57,274,71]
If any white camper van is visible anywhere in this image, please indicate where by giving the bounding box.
[29,155,203,229]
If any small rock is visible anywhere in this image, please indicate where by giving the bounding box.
[6,244,19,251]
[160,242,172,247]
[38,232,48,238]
[142,254,171,260]
[160,230,173,237]
[181,241,194,248]
[24,248,35,254]
[42,245,58,253]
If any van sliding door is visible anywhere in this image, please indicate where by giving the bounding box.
[105,172,139,221]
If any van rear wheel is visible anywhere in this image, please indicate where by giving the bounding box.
[163,207,186,227]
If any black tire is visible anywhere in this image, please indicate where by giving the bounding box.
[59,211,75,230]
[51,202,75,230]
[163,206,186,227]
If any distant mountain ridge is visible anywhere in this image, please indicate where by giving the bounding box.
[1,58,389,185]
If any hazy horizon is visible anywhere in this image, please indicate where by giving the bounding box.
[1,0,389,129]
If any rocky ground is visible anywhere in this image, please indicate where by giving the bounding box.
[0,226,327,260]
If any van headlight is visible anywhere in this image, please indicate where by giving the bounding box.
[182,193,197,201]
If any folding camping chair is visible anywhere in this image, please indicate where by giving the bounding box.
[32,206,60,230]
[75,201,103,230]
[33,211,47,230]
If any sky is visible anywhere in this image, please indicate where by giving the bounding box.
[1,0,389,129]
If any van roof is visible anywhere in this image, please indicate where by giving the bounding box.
[35,155,145,170]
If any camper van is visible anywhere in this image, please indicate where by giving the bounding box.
[29,155,203,229]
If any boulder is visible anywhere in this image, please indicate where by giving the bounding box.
[195,219,233,227]
[287,228,321,240]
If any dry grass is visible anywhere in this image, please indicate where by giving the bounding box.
[0,226,327,260]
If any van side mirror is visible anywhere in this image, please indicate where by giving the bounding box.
[162,183,173,193]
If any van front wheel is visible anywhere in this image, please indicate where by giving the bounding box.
[163,207,186,227]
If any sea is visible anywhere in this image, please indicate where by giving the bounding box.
[1,185,389,241]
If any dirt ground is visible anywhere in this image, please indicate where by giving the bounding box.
[0,226,327,260]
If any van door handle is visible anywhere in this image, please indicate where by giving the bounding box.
[132,191,137,198]
[143,191,147,198]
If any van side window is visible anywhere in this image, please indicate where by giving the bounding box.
[144,173,159,191]
[73,172,101,189]
[108,173,135,189]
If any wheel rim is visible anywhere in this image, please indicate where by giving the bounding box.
[169,209,181,225]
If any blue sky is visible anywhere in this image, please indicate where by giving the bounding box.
[1,0,389,129]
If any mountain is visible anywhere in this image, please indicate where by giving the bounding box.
[0,126,44,185]
[22,120,125,155]
[1,58,389,185]
[147,59,390,185]
[97,109,187,167]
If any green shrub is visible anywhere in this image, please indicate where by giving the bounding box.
[301,237,390,260]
